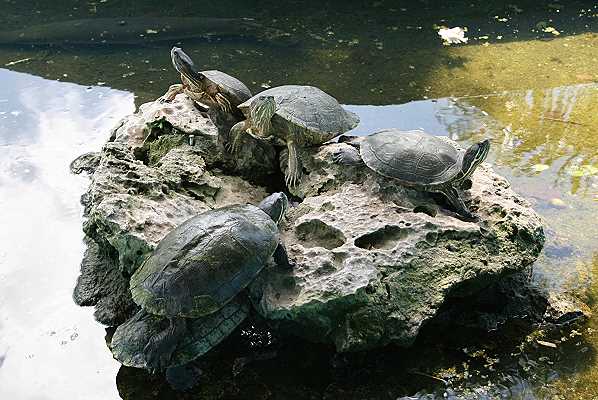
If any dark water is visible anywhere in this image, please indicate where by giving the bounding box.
[0,1,596,399]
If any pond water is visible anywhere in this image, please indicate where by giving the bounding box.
[0,1,596,399]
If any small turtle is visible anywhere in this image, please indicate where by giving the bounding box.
[166,47,252,114]
[333,129,491,220]
[110,192,291,387]
[228,85,359,187]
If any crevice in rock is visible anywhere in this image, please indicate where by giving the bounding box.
[355,225,410,250]
[295,219,346,250]
[413,204,437,217]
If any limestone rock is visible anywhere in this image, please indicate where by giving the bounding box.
[109,91,277,180]
[252,141,545,352]
[75,93,548,351]
[73,238,137,326]
[84,140,269,274]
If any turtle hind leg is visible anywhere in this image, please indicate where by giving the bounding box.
[285,140,301,188]
[439,186,476,221]
[144,317,187,373]
[165,364,201,391]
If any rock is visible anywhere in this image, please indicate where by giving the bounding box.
[109,91,277,180]
[73,238,137,326]
[75,91,548,352]
[84,140,270,274]
[251,141,546,351]
[70,151,102,175]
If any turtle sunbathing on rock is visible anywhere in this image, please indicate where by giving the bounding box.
[228,85,359,187]
[334,129,491,220]
[110,192,291,389]
[166,46,252,116]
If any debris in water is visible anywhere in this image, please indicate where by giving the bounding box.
[543,26,561,36]
[4,58,32,66]
[537,340,558,348]
[437,27,468,45]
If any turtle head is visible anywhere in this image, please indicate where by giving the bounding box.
[249,95,276,137]
[461,139,491,179]
[171,47,205,87]
[258,192,289,225]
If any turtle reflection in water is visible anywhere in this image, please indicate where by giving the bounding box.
[166,46,252,116]
[228,85,359,187]
[334,129,491,220]
[110,192,291,389]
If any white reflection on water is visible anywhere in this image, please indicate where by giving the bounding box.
[0,69,134,400]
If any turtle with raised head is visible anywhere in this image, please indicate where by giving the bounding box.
[166,47,252,114]
[110,192,291,388]
[228,85,359,187]
[333,129,490,220]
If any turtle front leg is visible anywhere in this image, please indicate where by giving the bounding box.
[332,146,364,166]
[163,84,185,102]
[440,186,476,221]
[285,140,301,187]
[144,317,187,373]
[227,120,250,153]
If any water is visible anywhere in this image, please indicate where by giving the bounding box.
[0,1,596,398]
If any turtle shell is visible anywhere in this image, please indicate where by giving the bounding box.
[111,298,249,369]
[202,70,252,105]
[238,85,359,144]
[130,204,279,318]
[360,129,462,186]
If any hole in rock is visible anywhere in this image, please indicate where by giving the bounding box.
[354,225,409,250]
[295,220,346,250]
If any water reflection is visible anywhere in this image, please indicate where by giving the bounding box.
[0,69,134,399]
[0,63,596,398]
[348,84,598,291]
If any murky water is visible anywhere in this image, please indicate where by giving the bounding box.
[0,0,596,398]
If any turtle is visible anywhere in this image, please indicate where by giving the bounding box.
[166,46,252,115]
[227,85,360,187]
[333,129,491,220]
[110,192,291,388]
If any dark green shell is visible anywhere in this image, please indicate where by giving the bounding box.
[360,129,462,186]
[111,298,249,369]
[238,85,359,144]
[130,204,279,318]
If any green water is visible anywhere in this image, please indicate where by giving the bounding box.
[0,1,596,398]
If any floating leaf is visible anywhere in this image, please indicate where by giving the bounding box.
[437,27,468,45]
[543,26,561,36]
[532,164,550,172]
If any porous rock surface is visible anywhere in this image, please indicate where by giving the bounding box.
[74,91,547,353]
[254,143,545,351]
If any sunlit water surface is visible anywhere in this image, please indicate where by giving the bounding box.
[0,1,597,398]
[0,69,134,399]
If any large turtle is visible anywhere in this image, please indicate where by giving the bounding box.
[166,47,252,115]
[333,129,491,220]
[228,85,359,187]
[110,192,291,387]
